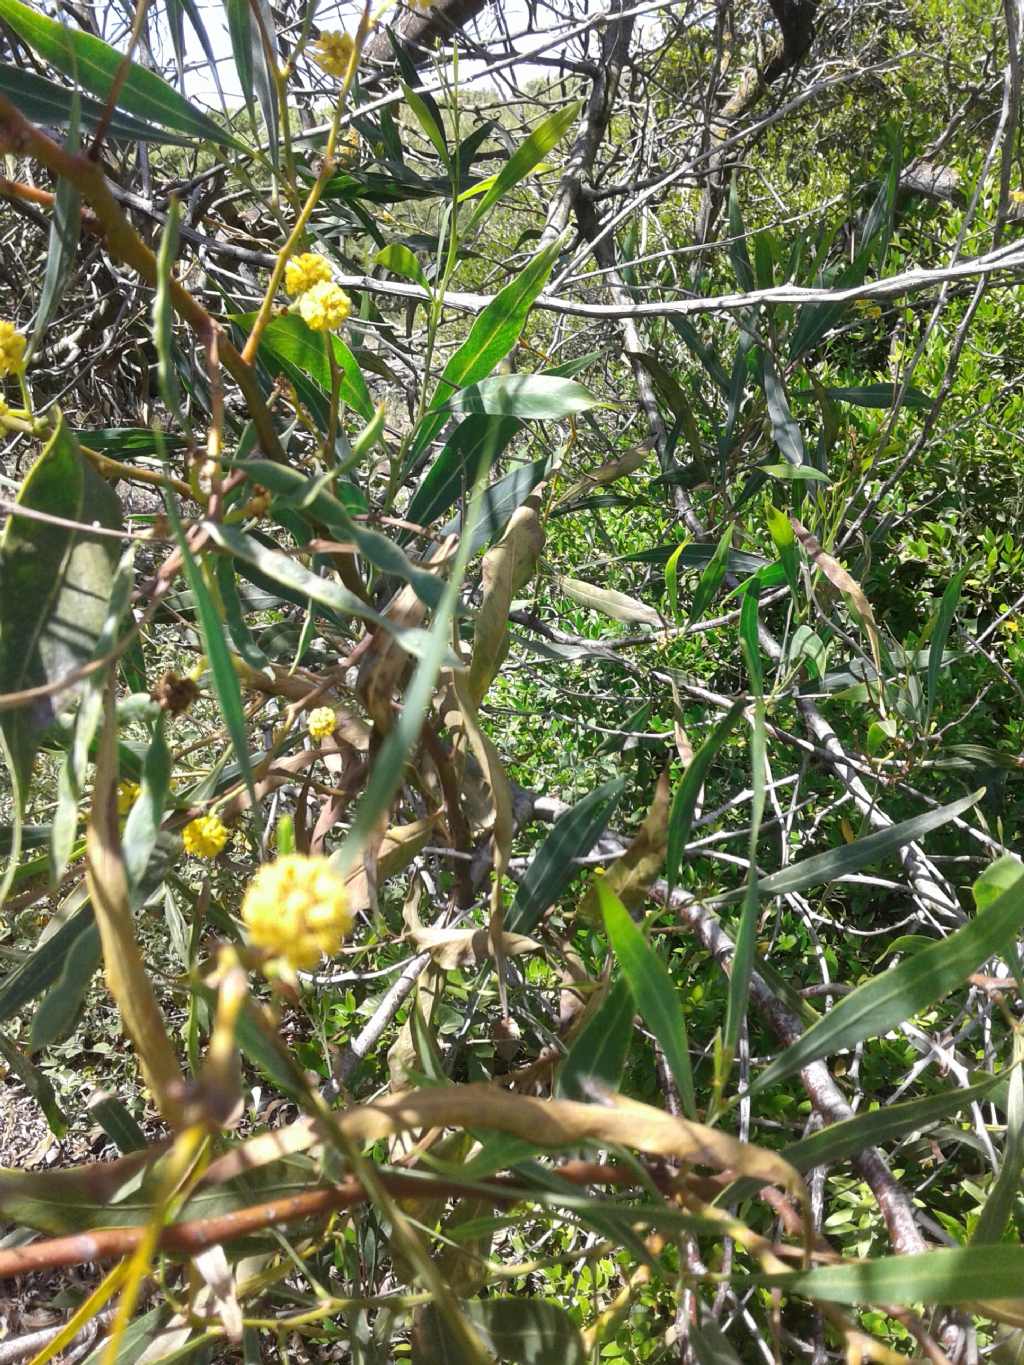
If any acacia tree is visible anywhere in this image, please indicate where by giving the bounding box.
[0,0,1023,1359]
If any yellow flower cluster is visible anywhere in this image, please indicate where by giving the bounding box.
[281,252,351,333]
[183,813,230,859]
[241,854,353,968]
[284,252,333,298]
[1011,189,1024,205]
[0,321,26,377]
[298,279,352,332]
[312,30,355,78]
[116,781,140,815]
[307,706,338,742]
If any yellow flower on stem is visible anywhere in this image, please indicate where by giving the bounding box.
[297,280,352,332]
[242,854,353,969]
[312,31,355,78]
[0,321,27,377]
[284,251,333,297]
[1011,189,1024,204]
[183,813,230,859]
[308,706,338,742]
[117,781,141,815]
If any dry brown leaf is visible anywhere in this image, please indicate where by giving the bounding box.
[580,768,671,920]
[204,1082,806,1203]
[409,926,543,970]
[556,574,662,627]
[344,814,440,915]
[790,516,882,681]
[554,442,653,508]
[468,489,545,706]
[86,687,187,1129]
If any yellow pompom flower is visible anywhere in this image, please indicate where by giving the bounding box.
[312,31,355,78]
[284,251,333,298]
[241,854,353,968]
[0,321,27,377]
[1011,189,1024,204]
[183,813,230,859]
[297,280,352,332]
[308,706,338,742]
[116,781,140,815]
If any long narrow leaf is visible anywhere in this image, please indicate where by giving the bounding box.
[751,856,1024,1094]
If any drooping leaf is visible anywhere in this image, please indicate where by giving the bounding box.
[406,415,522,532]
[598,880,695,1118]
[418,1298,586,1365]
[751,855,1024,1094]
[407,237,564,467]
[666,700,745,892]
[556,976,634,1101]
[0,417,122,905]
[0,62,194,143]
[446,374,603,420]
[925,567,967,728]
[556,575,661,627]
[507,777,625,935]
[437,456,550,560]
[761,352,804,465]
[0,0,245,148]
[232,312,374,423]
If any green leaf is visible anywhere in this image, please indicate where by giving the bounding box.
[122,715,171,893]
[749,789,983,902]
[446,374,603,420]
[0,1031,67,1135]
[688,523,734,624]
[507,777,625,935]
[598,880,695,1118]
[29,85,80,355]
[0,416,122,906]
[233,312,374,423]
[762,353,804,465]
[51,543,135,884]
[666,701,745,892]
[0,62,194,143]
[755,1245,1024,1306]
[401,80,449,166]
[466,100,581,227]
[231,459,443,609]
[408,237,564,467]
[779,1070,1007,1177]
[0,0,245,149]
[0,894,95,1022]
[375,242,430,290]
[973,855,1024,913]
[204,522,454,661]
[166,496,258,821]
[925,567,966,728]
[739,585,762,694]
[750,854,1024,1095]
[87,1091,147,1153]
[727,180,754,292]
[758,464,830,482]
[972,1040,1024,1245]
[437,456,550,560]
[406,415,522,531]
[28,918,101,1052]
[418,1298,585,1365]
[789,383,933,411]
[556,976,634,1101]
[76,428,186,458]
[723,702,766,1079]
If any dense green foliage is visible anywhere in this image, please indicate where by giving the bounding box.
[0,0,1023,1359]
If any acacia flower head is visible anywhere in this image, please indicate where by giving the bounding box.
[284,251,333,298]
[0,321,27,377]
[116,781,140,815]
[312,31,355,78]
[183,812,230,859]
[298,280,351,332]
[1011,189,1024,204]
[308,706,338,742]
[241,853,353,968]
